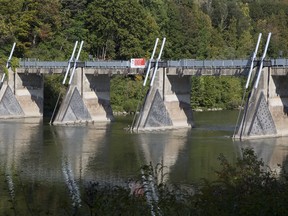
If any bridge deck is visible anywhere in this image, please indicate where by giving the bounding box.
[14,59,288,75]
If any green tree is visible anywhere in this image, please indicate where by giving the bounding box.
[163,1,185,59]
[85,0,159,60]
[110,75,146,113]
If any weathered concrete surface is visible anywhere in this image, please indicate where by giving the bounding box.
[235,67,283,139]
[133,68,193,131]
[53,85,91,124]
[52,68,113,125]
[144,89,173,128]
[268,74,288,136]
[164,74,193,127]
[16,66,143,75]
[83,74,114,122]
[0,84,24,117]
[14,72,43,117]
[167,67,249,76]
[0,69,43,118]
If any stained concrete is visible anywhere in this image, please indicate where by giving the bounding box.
[52,68,113,125]
[235,66,288,139]
[0,69,43,118]
[133,68,193,131]
[0,84,24,117]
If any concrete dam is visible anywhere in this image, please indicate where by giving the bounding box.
[2,34,288,139]
[0,57,287,140]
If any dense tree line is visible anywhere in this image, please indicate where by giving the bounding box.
[1,0,288,112]
[1,0,288,60]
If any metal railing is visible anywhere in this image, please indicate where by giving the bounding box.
[166,59,250,68]
[18,58,288,69]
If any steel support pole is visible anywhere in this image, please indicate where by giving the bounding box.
[63,41,78,84]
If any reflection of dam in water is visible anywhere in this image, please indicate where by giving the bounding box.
[4,115,287,188]
[0,118,43,180]
[2,111,285,213]
[53,124,108,182]
[241,137,288,174]
[0,120,109,183]
[0,120,117,214]
[136,129,188,182]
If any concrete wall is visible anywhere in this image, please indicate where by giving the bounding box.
[83,74,114,122]
[0,84,24,117]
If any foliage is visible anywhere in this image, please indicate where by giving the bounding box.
[0,0,287,60]
[43,74,67,116]
[110,75,148,113]
[191,76,244,110]
[80,148,288,215]
[193,148,288,215]
[83,182,150,215]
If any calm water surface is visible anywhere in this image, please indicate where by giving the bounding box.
[1,110,288,214]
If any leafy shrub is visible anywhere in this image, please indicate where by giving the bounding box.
[193,148,288,215]
[78,148,288,215]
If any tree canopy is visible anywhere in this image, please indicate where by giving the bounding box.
[0,0,288,60]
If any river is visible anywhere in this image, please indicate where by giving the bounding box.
[1,110,288,214]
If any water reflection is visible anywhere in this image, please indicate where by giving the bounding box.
[239,137,288,174]
[1,111,278,214]
[136,129,189,182]
[52,124,108,181]
[0,118,45,215]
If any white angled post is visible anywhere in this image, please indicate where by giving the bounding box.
[68,40,84,85]
[63,41,78,84]
[245,33,262,89]
[143,38,159,87]
[150,37,166,87]
[6,42,16,68]
[2,42,16,84]
[254,32,272,89]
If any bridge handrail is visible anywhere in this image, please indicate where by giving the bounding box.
[19,60,131,68]
[271,58,288,66]
[19,60,67,68]
[18,58,288,69]
[85,60,130,68]
[167,59,250,68]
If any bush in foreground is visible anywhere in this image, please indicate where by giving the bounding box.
[82,148,288,216]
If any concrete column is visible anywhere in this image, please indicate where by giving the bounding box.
[267,69,288,136]
[53,67,113,124]
[235,67,277,139]
[133,68,193,131]
[0,68,43,118]
[14,71,44,117]
[82,72,114,122]
[164,71,193,127]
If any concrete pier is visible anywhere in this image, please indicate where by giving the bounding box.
[133,68,193,131]
[0,68,43,118]
[53,68,113,124]
[235,66,288,139]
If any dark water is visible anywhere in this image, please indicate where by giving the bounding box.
[1,110,288,215]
